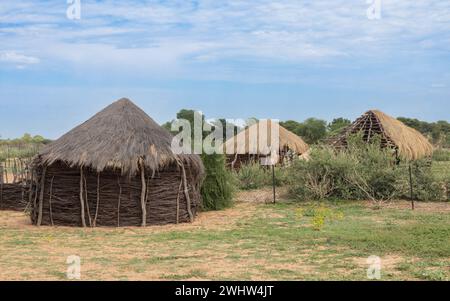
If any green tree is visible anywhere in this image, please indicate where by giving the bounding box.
[21,133,33,143]
[165,109,234,211]
[200,154,234,211]
[327,118,351,135]
[281,119,328,144]
[297,118,328,144]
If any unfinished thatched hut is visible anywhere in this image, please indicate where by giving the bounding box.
[224,120,309,169]
[30,98,204,227]
[329,110,433,161]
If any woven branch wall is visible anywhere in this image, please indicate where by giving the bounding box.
[0,183,29,211]
[30,162,202,227]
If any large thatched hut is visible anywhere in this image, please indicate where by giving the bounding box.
[329,110,433,161]
[30,98,204,227]
[224,120,309,169]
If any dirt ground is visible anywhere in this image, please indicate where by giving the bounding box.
[0,191,448,281]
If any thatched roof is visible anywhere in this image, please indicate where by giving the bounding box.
[329,110,433,160]
[35,98,204,175]
[224,120,309,155]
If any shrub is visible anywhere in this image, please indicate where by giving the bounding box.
[433,149,450,162]
[396,160,446,201]
[235,162,289,190]
[200,154,235,211]
[287,146,355,200]
[287,135,405,203]
[235,162,267,190]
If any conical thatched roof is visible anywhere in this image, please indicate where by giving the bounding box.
[36,98,203,175]
[329,110,433,160]
[224,120,309,155]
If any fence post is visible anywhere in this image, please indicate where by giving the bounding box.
[272,165,276,204]
[0,163,3,205]
[409,163,414,211]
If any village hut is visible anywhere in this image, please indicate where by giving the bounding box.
[329,110,433,161]
[224,120,309,169]
[30,98,204,227]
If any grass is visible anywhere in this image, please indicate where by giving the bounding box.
[432,161,450,181]
[0,199,449,281]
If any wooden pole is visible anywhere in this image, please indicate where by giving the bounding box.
[79,167,87,227]
[272,165,276,204]
[140,162,147,227]
[409,163,414,211]
[49,176,54,226]
[117,176,122,227]
[37,166,47,226]
[93,173,100,227]
[177,158,194,222]
[175,176,183,224]
[84,176,92,227]
[0,164,3,206]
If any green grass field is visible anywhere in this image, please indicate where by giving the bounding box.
[0,197,448,281]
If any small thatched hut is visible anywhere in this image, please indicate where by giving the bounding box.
[224,120,309,169]
[329,110,433,161]
[30,98,204,227]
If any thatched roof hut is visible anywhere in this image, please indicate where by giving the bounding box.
[31,98,204,227]
[329,110,433,161]
[224,120,309,168]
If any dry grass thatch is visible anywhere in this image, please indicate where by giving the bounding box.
[35,98,203,176]
[224,120,309,155]
[30,98,204,227]
[329,110,433,160]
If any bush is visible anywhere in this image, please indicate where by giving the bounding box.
[396,160,446,201]
[235,163,289,190]
[200,154,235,211]
[235,162,267,190]
[288,138,448,203]
[433,149,450,162]
[288,135,405,202]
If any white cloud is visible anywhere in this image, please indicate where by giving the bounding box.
[1,0,450,81]
[0,51,40,65]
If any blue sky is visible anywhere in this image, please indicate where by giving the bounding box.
[0,0,449,139]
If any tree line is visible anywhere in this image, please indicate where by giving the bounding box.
[164,110,449,147]
[2,113,449,148]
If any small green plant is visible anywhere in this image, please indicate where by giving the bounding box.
[300,205,344,231]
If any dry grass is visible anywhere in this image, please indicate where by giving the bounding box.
[373,110,434,160]
[37,98,203,176]
[0,192,449,281]
[224,120,309,156]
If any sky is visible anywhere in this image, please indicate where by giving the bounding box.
[0,0,449,139]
